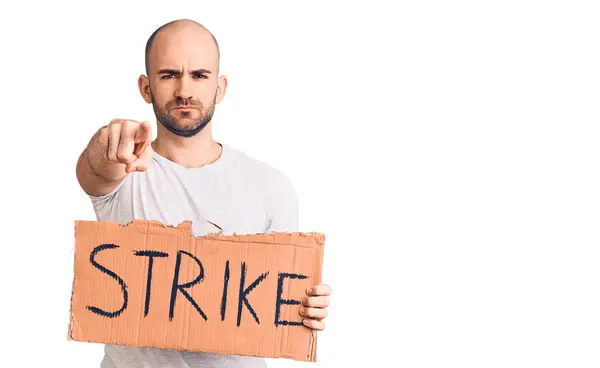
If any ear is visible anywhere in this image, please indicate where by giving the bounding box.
[138,75,152,104]
[215,75,228,104]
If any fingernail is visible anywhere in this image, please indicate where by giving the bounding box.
[302,319,308,325]
[300,308,305,315]
[307,287,313,294]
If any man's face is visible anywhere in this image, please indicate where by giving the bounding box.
[143,27,222,138]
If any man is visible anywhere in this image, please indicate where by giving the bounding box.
[75,18,331,368]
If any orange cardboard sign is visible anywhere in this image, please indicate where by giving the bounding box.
[68,220,325,362]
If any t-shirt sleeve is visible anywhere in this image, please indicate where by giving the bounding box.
[264,167,299,233]
[87,177,128,220]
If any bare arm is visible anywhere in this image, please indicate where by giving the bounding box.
[76,119,153,197]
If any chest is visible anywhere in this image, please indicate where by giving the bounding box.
[119,171,269,237]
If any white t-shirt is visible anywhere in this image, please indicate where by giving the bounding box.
[88,142,299,368]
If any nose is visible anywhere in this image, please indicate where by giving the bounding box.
[175,75,193,100]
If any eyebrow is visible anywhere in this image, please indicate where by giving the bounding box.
[158,69,212,75]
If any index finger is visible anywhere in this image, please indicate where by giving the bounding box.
[306,284,332,296]
[135,121,152,143]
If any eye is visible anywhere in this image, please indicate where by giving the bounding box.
[161,74,176,80]
[193,74,207,79]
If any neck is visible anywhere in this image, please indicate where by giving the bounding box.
[151,121,222,168]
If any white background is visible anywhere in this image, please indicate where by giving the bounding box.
[1,0,599,367]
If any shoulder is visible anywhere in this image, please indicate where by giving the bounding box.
[223,144,295,190]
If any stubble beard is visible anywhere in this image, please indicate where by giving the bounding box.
[151,93,216,138]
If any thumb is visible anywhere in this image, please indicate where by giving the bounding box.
[125,160,148,173]
[126,143,154,173]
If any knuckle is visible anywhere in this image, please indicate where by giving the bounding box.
[98,126,109,141]
[125,120,140,128]
[116,151,129,161]
[109,122,120,134]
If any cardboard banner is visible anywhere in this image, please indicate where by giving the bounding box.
[68,220,325,362]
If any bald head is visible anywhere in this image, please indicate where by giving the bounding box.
[144,19,220,76]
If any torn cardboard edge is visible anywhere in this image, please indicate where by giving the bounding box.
[68,219,325,362]
[74,219,326,244]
